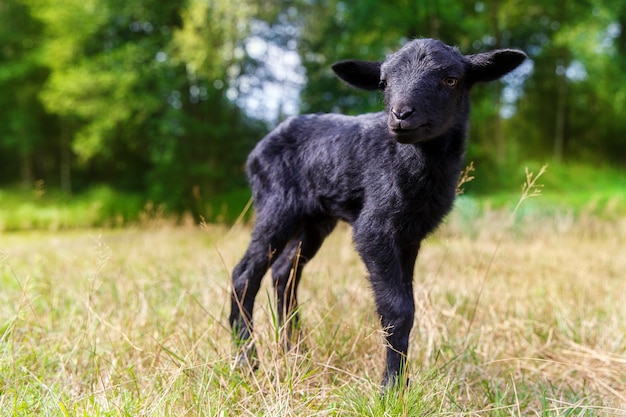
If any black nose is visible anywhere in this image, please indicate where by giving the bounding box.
[391,107,415,120]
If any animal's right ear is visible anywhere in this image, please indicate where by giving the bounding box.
[331,60,383,91]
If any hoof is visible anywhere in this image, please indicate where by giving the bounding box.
[232,341,259,372]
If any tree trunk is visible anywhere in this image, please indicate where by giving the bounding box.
[553,76,567,162]
[60,122,72,193]
[20,147,34,188]
[494,82,506,164]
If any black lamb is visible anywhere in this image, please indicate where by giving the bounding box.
[229,38,527,387]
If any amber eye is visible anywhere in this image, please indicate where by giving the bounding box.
[443,77,458,87]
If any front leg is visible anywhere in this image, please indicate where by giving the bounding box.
[355,232,419,387]
[374,273,416,387]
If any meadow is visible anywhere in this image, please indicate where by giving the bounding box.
[1,171,626,415]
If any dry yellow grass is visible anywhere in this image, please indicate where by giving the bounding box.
[1,206,625,415]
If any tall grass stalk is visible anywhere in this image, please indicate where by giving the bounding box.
[465,164,548,339]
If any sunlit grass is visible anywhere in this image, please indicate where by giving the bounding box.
[0,185,145,231]
[1,172,625,415]
[472,162,626,220]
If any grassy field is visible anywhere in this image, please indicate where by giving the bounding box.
[1,190,626,415]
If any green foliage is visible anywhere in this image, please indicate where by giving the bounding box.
[0,0,53,188]
[0,0,263,221]
[1,0,625,223]
[0,185,144,231]
[172,0,257,80]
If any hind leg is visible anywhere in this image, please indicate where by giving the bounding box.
[229,206,301,368]
[271,218,337,347]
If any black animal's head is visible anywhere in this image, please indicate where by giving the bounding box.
[332,38,527,144]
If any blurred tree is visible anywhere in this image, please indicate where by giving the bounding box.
[29,0,185,192]
[19,0,263,219]
[154,0,263,218]
[510,0,626,164]
[0,0,55,188]
[1,0,625,221]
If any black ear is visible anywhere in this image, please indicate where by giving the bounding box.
[331,60,382,91]
[467,49,528,83]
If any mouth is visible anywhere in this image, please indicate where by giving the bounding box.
[391,128,417,143]
[389,124,430,144]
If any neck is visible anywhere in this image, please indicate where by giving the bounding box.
[416,124,467,160]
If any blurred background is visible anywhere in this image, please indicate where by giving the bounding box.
[1,0,625,228]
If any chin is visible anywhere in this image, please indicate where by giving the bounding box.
[391,130,430,144]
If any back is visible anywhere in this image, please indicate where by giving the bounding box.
[246,112,389,221]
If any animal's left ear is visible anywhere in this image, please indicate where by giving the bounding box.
[331,60,382,91]
[466,49,528,83]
